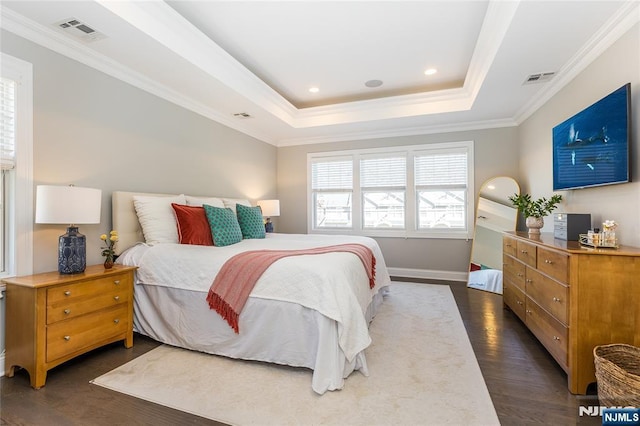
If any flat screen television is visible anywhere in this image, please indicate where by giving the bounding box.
[552,83,631,191]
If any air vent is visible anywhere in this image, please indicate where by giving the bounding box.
[54,18,106,43]
[233,112,252,119]
[523,72,556,85]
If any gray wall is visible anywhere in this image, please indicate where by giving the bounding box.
[277,127,520,275]
[1,30,278,274]
[518,23,640,246]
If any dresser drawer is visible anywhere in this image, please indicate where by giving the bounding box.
[516,240,537,267]
[525,297,568,371]
[503,255,526,292]
[525,268,569,325]
[47,273,130,305]
[47,289,130,324]
[504,281,526,323]
[536,246,569,284]
[503,236,517,257]
[46,304,129,362]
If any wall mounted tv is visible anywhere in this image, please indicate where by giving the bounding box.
[552,83,631,191]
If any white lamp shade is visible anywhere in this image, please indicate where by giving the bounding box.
[257,199,280,217]
[35,185,102,224]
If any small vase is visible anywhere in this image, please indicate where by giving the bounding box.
[104,257,114,269]
[526,216,544,235]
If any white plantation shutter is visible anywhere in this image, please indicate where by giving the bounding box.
[360,155,406,188]
[311,159,352,190]
[415,151,467,187]
[0,77,16,170]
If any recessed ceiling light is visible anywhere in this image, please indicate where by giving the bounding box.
[365,79,383,88]
[309,87,319,93]
[424,68,438,76]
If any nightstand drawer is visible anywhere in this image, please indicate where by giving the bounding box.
[47,289,130,324]
[46,303,129,362]
[47,274,130,305]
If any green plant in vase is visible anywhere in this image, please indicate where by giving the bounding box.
[508,193,563,234]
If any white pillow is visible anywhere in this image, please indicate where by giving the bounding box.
[133,194,186,245]
[222,198,252,213]
[185,195,225,208]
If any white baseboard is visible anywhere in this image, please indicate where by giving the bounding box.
[387,267,468,283]
[0,352,4,377]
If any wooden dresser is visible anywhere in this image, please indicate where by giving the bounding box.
[503,232,640,395]
[3,264,137,389]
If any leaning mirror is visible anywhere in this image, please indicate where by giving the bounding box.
[467,177,520,294]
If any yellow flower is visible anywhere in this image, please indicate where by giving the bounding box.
[110,230,118,236]
[110,235,118,242]
[100,234,108,241]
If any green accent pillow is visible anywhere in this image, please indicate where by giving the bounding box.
[236,204,266,239]
[203,204,243,247]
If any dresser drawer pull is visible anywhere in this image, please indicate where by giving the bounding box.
[114,280,120,285]
[114,296,120,301]
[517,273,524,277]
[545,259,553,264]
[64,309,71,315]
[553,297,562,302]
[526,279,532,283]
[505,244,512,247]
[521,250,528,254]
[63,336,71,341]
[113,319,120,324]
[64,290,71,296]
[526,309,532,314]
[517,301,523,306]
[553,336,561,341]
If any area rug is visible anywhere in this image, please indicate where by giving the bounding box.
[91,283,499,425]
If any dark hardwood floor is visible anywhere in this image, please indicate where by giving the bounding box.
[1,281,601,425]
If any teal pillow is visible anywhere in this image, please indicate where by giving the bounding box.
[236,204,266,239]
[203,205,243,247]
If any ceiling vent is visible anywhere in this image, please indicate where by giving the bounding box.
[233,112,252,119]
[54,18,106,43]
[523,72,556,85]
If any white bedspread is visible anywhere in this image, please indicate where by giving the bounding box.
[119,233,391,362]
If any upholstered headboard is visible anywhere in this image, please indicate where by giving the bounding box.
[112,191,253,254]
[112,191,178,255]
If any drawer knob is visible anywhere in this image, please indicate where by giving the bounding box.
[114,319,120,324]
[553,336,561,341]
[517,273,524,277]
[114,296,120,301]
[526,279,532,283]
[64,290,71,296]
[63,335,71,341]
[521,250,527,254]
[545,259,553,264]
[64,309,71,315]
[114,280,120,285]
[526,309,532,314]
[517,301,523,306]
[553,297,561,302]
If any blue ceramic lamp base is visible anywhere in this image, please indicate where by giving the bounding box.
[58,226,87,274]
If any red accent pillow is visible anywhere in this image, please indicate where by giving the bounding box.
[470,262,481,272]
[171,203,214,246]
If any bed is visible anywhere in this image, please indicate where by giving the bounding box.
[112,191,391,394]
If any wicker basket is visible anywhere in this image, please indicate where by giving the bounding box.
[593,344,640,407]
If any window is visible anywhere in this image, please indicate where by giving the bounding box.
[308,141,474,238]
[1,53,33,278]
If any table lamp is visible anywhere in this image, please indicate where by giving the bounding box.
[257,199,280,233]
[35,185,102,274]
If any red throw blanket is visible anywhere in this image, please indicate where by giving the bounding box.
[206,243,376,333]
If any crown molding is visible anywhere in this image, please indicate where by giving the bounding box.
[513,1,640,125]
[0,6,278,145]
[277,118,517,147]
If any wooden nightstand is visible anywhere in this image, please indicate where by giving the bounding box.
[2,264,137,389]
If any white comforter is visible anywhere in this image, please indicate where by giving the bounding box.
[119,233,391,364]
